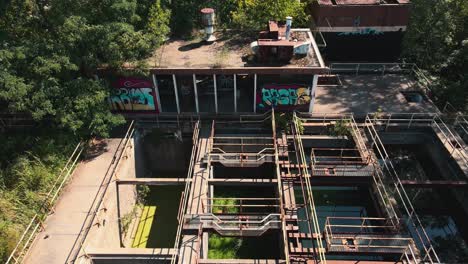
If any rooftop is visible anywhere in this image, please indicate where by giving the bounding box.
[318,0,410,6]
[146,29,325,69]
[314,74,439,114]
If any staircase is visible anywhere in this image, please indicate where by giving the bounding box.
[184,213,282,237]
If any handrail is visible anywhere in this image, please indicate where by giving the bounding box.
[271,109,290,263]
[329,63,433,97]
[171,120,200,264]
[365,115,440,263]
[6,141,85,264]
[293,112,327,264]
[192,213,281,224]
[67,121,135,264]
[432,116,468,161]
[324,216,414,255]
[370,112,467,167]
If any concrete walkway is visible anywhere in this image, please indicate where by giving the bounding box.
[23,139,121,264]
[179,137,211,264]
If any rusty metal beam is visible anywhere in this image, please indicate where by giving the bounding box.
[400,180,468,188]
[116,178,189,185]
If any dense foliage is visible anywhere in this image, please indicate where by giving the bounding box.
[0,0,171,261]
[170,0,309,35]
[231,0,309,29]
[403,0,468,111]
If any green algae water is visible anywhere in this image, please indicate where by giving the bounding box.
[208,231,280,259]
[141,185,183,248]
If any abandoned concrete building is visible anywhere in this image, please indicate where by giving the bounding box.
[15,9,468,264]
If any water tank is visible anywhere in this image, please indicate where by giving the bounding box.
[201,8,216,42]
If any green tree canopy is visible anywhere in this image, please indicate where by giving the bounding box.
[232,0,310,30]
[403,0,468,110]
[0,0,171,137]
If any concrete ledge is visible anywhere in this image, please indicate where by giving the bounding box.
[86,247,175,257]
[208,178,278,185]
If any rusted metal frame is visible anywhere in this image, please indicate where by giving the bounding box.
[271,109,290,263]
[365,116,440,263]
[171,120,200,264]
[432,116,468,160]
[293,113,327,263]
[150,67,327,75]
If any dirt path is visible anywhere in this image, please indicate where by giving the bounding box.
[23,139,121,264]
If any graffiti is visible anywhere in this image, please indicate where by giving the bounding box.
[109,78,158,112]
[257,84,311,111]
[338,28,384,36]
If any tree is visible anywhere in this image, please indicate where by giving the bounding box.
[232,0,310,30]
[0,0,173,136]
[402,0,468,111]
[146,0,171,45]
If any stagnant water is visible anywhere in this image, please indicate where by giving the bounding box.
[294,186,393,261]
[385,144,468,262]
[142,185,183,248]
[208,231,281,259]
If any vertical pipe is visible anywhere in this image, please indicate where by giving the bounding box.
[309,74,319,113]
[253,74,257,113]
[116,182,123,247]
[172,74,180,114]
[152,74,162,113]
[213,74,218,113]
[233,74,237,113]
[192,74,199,113]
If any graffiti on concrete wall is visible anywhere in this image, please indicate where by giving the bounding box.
[338,28,384,36]
[257,84,311,111]
[109,78,159,112]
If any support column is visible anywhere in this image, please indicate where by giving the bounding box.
[213,74,218,113]
[192,74,199,113]
[172,74,180,114]
[309,74,319,113]
[253,74,257,113]
[233,74,237,113]
[152,74,162,113]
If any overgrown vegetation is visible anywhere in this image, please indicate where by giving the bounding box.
[208,234,243,259]
[170,0,309,36]
[403,0,467,111]
[0,0,172,261]
[329,119,351,138]
[0,131,79,261]
[274,113,304,134]
[212,198,239,214]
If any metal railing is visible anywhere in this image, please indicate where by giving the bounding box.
[209,135,276,166]
[271,109,291,263]
[292,113,327,264]
[184,213,282,236]
[67,121,135,264]
[364,115,440,263]
[6,142,85,264]
[454,114,468,143]
[324,217,413,255]
[208,197,280,214]
[311,147,368,166]
[171,120,200,264]
[369,113,468,169]
[328,63,433,96]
